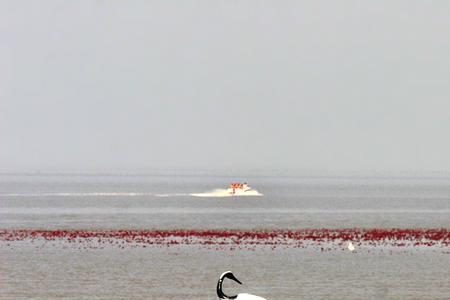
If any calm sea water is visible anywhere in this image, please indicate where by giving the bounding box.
[1,172,450,229]
[1,172,450,299]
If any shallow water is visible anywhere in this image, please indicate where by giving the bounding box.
[1,244,450,300]
[1,172,450,299]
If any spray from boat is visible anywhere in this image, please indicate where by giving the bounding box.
[190,182,263,197]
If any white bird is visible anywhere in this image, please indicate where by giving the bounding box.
[217,271,267,300]
[347,241,355,252]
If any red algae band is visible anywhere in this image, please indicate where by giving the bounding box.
[1,228,449,250]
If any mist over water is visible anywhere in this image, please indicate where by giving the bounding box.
[3,1,450,298]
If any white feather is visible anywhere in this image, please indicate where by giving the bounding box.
[236,293,267,300]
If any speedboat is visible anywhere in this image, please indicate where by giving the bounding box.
[227,182,252,195]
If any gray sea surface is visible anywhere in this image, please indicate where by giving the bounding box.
[1,172,450,299]
[1,172,450,229]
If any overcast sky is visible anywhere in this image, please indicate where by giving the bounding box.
[1,1,450,172]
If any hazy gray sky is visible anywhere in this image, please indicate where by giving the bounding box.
[2,1,450,172]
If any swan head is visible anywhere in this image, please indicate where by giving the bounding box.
[220,271,242,285]
[217,271,242,299]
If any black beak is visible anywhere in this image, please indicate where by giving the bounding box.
[229,274,242,285]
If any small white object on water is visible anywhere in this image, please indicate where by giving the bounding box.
[217,271,267,300]
[347,241,355,252]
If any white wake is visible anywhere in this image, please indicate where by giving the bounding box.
[0,190,263,198]
[190,188,263,197]
[0,192,154,197]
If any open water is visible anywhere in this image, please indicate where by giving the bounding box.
[1,171,449,299]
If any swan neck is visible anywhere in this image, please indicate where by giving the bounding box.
[217,277,237,299]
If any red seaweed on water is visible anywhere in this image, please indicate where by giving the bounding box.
[1,228,449,250]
